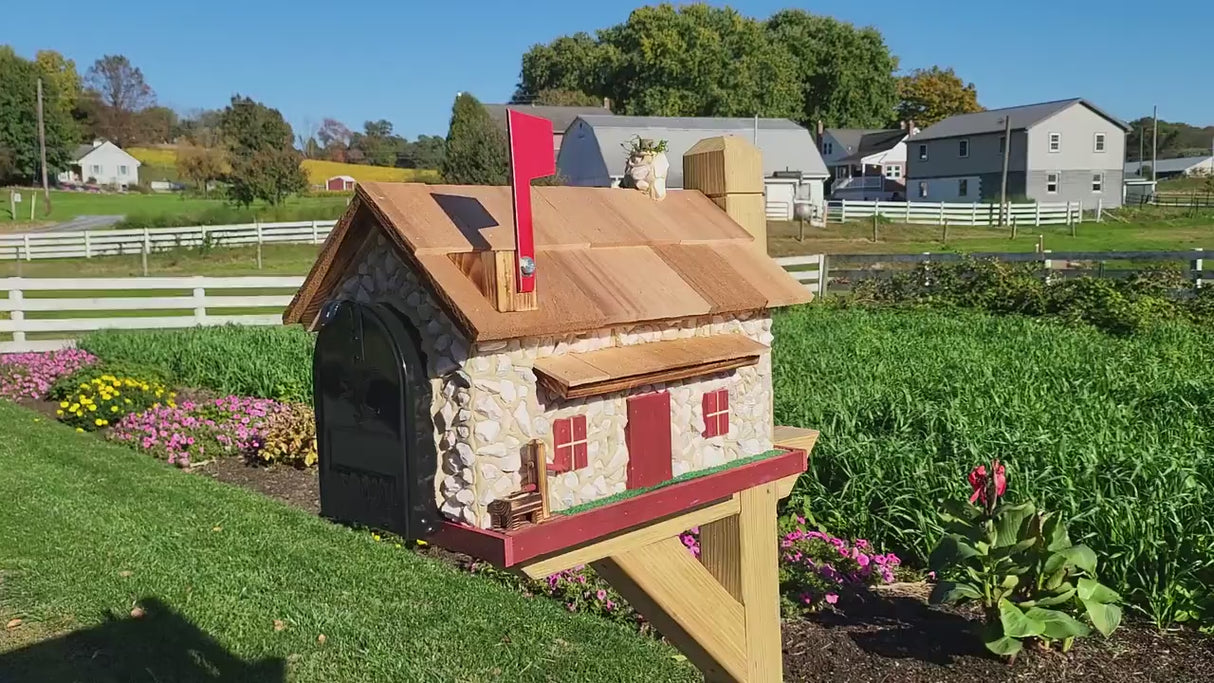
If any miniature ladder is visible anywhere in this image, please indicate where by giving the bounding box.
[517,428,817,683]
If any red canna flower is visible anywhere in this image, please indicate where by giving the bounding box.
[968,460,1008,505]
[968,465,988,504]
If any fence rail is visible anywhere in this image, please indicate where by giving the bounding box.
[0,220,338,261]
[828,199,1090,226]
[0,276,304,352]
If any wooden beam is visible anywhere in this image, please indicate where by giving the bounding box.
[699,514,742,601]
[738,482,782,682]
[519,496,739,579]
[592,537,747,682]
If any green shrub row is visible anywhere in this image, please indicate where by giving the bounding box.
[79,325,315,403]
[116,201,347,229]
[774,305,1214,628]
[849,258,1214,336]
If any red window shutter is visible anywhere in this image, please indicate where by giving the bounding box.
[572,415,587,441]
[551,417,573,473]
[573,442,588,470]
[626,391,673,489]
[702,390,718,437]
[718,389,730,436]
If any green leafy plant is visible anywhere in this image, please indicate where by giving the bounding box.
[929,459,1122,659]
[48,360,168,402]
[57,374,174,432]
[253,402,318,468]
[621,135,668,156]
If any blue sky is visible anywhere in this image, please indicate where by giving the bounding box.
[6,0,1210,140]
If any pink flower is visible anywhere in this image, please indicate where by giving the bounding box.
[825,593,838,605]
[596,590,607,601]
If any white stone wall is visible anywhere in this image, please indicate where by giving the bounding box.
[331,236,776,530]
[464,315,774,529]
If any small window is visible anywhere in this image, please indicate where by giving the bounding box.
[1094,133,1106,152]
[959,179,969,197]
[999,136,1006,154]
[551,415,588,472]
[1091,172,1103,193]
[959,139,969,158]
[918,144,928,161]
[918,181,928,198]
[1046,173,1059,193]
[90,164,101,175]
[824,142,833,155]
[702,388,730,438]
[119,165,128,175]
[1048,133,1061,153]
[883,165,901,179]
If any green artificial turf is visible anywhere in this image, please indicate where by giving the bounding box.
[0,401,696,682]
[557,449,785,517]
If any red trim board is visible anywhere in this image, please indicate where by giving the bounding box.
[432,446,807,568]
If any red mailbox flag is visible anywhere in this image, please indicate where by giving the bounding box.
[507,110,554,294]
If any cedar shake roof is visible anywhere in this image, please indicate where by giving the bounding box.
[284,182,812,341]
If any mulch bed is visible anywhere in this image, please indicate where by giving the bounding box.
[191,457,1214,682]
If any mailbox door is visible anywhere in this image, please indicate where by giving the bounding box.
[313,300,438,540]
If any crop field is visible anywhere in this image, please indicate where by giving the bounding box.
[773,306,1214,626]
[126,147,439,186]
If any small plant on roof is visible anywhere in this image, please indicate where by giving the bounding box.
[928,459,1122,660]
[621,135,668,157]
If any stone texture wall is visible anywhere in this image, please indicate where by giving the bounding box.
[464,314,774,529]
[329,236,775,531]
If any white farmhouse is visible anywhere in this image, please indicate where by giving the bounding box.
[57,140,142,189]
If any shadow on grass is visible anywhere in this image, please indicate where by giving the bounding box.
[0,597,285,682]
[808,594,989,666]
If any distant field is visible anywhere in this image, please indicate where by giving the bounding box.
[127,147,439,186]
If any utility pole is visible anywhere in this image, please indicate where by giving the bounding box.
[999,115,1011,225]
[1152,105,1159,183]
[1138,126,1144,175]
[36,78,52,214]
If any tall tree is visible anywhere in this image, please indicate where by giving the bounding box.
[317,118,352,162]
[896,67,982,127]
[440,93,508,185]
[175,143,228,197]
[85,55,155,145]
[136,105,178,144]
[399,134,446,169]
[0,47,75,183]
[219,95,307,205]
[516,88,604,107]
[765,10,899,127]
[514,32,608,103]
[34,50,82,122]
[350,119,404,167]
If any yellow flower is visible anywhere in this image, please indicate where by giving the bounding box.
[88,405,97,412]
[124,398,131,405]
[372,533,382,542]
[59,401,68,408]
[168,401,176,409]
[56,409,63,416]
[111,405,119,412]
[69,404,78,411]
[75,427,84,432]
[95,418,106,426]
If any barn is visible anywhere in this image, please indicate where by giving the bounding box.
[325,175,357,192]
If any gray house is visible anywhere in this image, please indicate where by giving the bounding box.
[906,99,1129,207]
[484,103,613,161]
[557,115,829,220]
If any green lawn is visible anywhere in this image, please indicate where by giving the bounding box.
[0,400,696,682]
[771,209,1214,256]
[1,190,347,230]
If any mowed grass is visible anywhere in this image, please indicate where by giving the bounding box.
[0,243,321,277]
[769,209,1214,256]
[1,191,348,229]
[773,306,1214,626]
[0,400,696,682]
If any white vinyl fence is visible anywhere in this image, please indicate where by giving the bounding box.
[0,220,337,261]
[773,254,826,298]
[829,199,1096,226]
[0,276,304,352]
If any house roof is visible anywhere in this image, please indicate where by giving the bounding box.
[823,129,885,155]
[328,175,357,182]
[485,104,613,134]
[284,182,812,341]
[834,130,908,165]
[1124,156,1214,175]
[565,115,828,185]
[70,140,142,166]
[909,99,1131,141]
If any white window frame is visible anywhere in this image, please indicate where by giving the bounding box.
[958,139,969,158]
[1046,172,1060,194]
[883,164,901,179]
[918,181,928,198]
[824,141,833,155]
[958,179,968,197]
[1094,133,1106,153]
[119,165,128,176]
[1091,172,1103,193]
[918,144,928,161]
[1048,133,1061,153]
[90,164,101,176]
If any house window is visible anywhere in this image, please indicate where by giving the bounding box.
[119,165,128,175]
[959,179,969,197]
[1094,133,1106,152]
[918,144,928,161]
[1046,173,1059,193]
[824,141,833,155]
[918,181,928,198]
[551,415,588,472]
[90,164,101,175]
[1048,133,1061,153]
[702,388,730,437]
[883,165,901,179]
[999,136,1006,154]
[1091,172,1103,193]
[959,139,969,158]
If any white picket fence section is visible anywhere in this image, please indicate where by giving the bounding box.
[0,276,304,352]
[0,220,337,261]
[829,199,1095,226]
[773,254,826,298]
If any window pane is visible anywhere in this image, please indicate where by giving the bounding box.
[959,179,968,196]
[919,181,928,198]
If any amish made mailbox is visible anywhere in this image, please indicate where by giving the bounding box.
[313,299,439,540]
[287,112,819,682]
